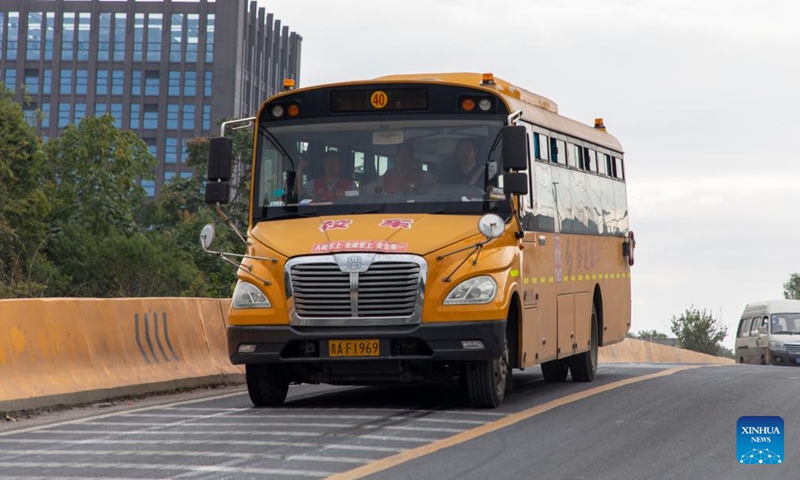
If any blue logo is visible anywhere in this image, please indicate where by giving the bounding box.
[737,416,784,465]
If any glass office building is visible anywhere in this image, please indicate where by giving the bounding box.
[0,0,302,196]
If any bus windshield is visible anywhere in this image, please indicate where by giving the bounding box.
[253,117,510,221]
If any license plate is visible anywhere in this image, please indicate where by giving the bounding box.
[329,339,380,357]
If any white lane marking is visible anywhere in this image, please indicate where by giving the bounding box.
[0,391,249,438]
[32,429,327,438]
[0,438,407,453]
[0,477,150,480]
[367,425,464,433]
[83,421,358,429]
[0,449,370,464]
[356,435,430,443]
[0,461,332,478]
[164,406,506,416]
[123,413,487,425]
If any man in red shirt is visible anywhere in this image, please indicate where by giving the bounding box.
[297,151,355,202]
[379,143,436,195]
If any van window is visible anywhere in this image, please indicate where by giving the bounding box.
[749,317,761,335]
[738,318,752,337]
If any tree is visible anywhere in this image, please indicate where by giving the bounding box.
[632,330,668,341]
[783,273,800,300]
[0,84,52,297]
[670,307,728,356]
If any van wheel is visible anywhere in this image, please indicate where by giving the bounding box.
[569,303,599,382]
[738,357,744,364]
[246,364,289,407]
[760,355,767,365]
[465,339,509,408]
[541,358,569,382]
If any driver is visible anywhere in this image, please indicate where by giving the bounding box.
[297,150,355,202]
[369,142,436,195]
[444,138,485,188]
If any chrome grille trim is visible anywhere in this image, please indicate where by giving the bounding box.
[285,254,427,326]
[785,343,800,355]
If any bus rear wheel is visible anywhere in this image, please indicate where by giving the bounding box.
[541,358,569,382]
[569,303,599,382]
[465,339,509,408]
[246,364,290,407]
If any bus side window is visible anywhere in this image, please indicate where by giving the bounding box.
[597,152,606,176]
[549,138,558,164]
[614,156,625,180]
[605,154,614,177]
[738,318,752,337]
[553,139,566,165]
[566,143,576,168]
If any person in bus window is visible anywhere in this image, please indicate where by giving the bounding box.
[443,138,485,188]
[297,150,355,202]
[378,142,436,194]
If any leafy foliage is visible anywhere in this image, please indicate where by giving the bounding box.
[669,307,729,356]
[783,273,800,300]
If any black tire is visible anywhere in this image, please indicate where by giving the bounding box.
[541,358,569,383]
[760,354,767,366]
[465,339,509,408]
[738,357,744,364]
[569,303,599,382]
[246,364,289,407]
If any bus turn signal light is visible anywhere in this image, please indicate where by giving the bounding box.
[461,98,475,111]
[287,104,300,117]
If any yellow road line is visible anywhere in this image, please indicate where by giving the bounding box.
[327,365,702,480]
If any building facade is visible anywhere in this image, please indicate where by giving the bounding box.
[0,0,301,196]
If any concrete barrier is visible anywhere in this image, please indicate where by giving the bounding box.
[0,298,243,413]
[599,337,734,365]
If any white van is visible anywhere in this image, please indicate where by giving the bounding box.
[735,300,800,366]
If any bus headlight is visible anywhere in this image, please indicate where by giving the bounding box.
[232,282,272,309]
[769,341,786,351]
[443,276,497,305]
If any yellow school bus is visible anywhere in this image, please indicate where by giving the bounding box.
[201,72,633,408]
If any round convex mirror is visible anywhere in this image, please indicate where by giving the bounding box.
[200,224,216,250]
[477,214,505,240]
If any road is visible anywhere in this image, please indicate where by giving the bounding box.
[0,363,796,479]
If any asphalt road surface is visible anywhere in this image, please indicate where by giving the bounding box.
[1,363,797,479]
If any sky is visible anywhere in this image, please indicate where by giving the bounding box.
[258,0,800,348]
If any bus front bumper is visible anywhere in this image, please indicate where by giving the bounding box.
[227,321,506,365]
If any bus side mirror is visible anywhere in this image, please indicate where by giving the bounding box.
[208,137,233,182]
[501,125,528,172]
[503,173,528,195]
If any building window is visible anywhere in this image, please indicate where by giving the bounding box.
[96,70,108,95]
[141,179,155,197]
[133,14,145,62]
[75,70,88,95]
[27,12,43,61]
[95,102,107,117]
[202,104,211,131]
[168,71,181,96]
[112,71,124,95]
[186,14,199,62]
[165,137,178,164]
[77,13,91,61]
[59,70,72,95]
[204,71,212,96]
[143,105,158,130]
[182,104,195,130]
[164,171,176,183]
[144,138,157,159]
[205,14,215,63]
[110,103,123,128]
[62,13,75,61]
[58,103,71,128]
[180,171,192,179]
[74,103,86,123]
[44,12,55,61]
[40,103,50,128]
[98,14,111,62]
[2,69,16,92]
[25,70,39,95]
[170,14,183,62]
[6,13,19,61]
[144,71,159,96]
[130,71,142,96]
[23,105,37,128]
[42,69,52,95]
[146,14,163,62]
[113,13,126,61]
[0,13,4,60]
[167,104,179,129]
[130,104,141,129]
[184,71,196,96]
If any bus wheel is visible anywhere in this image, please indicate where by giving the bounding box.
[246,364,289,407]
[541,359,569,382]
[465,339,509,408]
[569,303,599,382]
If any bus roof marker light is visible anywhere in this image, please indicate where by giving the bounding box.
[283,78,295,90]
[272,105,284,118]
[461,98,475,111]
[287,104,300,117]
[481,73,495,85]
[478,98,492,111]
[594,118,606,132]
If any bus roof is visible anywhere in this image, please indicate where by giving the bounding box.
[742,299,800,317]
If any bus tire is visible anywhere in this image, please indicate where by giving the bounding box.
[246,364,289,407]
[465,339,509,408]
[569,303,599,382]
[541,358,569,383]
